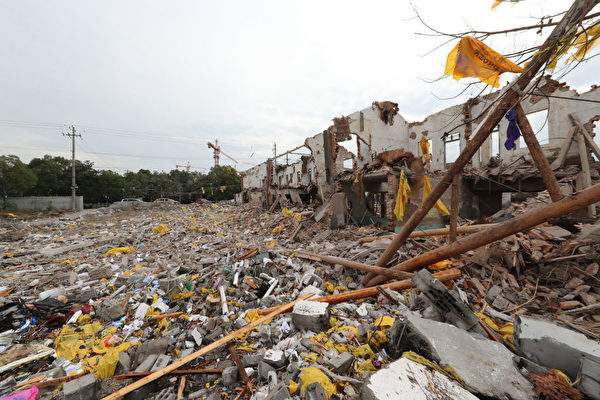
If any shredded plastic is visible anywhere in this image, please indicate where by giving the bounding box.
[103,246,136,257]
[402,351,465,387]
[298,368,336,398]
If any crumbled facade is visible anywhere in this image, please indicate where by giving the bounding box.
[240,76,600,228]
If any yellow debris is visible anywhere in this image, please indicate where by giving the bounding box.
[272,226,283,233]
[103,246,136,257]
[298,368,336,398]
[152,224,169,235]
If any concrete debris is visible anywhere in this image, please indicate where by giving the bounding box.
[399,313,536,400]
[514,315,600,380]
[361,357,478,400]
[1,179,600,400]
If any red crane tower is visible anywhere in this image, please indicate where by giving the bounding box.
[207,139,238,167]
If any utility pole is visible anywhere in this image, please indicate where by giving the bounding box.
[63,126,81,211]
[272,142,277,166]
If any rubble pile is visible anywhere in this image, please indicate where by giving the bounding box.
[0,200,599,399]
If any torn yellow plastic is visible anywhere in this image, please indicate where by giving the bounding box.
[429,260,453,270]
[445,36,523,87]
[547,24,600,71]
[422,176,450,216]
[298,368,336,398]
[171,291,195,300]
[272,226,283,233]
[324,281,335,293]
[152,224,169,235]
[244,310,261,324]
[103,247,136,257]
[393,170,411,221]
[295,213,302,222]
[288,380,299,395]
[357,359,376,373]
[282,208,293,218]
[353,344,375,359]
[402,351,465,387]
[373,316,395,330]
[366,330,389,347]
[420,135,431,160]
[476,313,514,348]
[491,0,519,10]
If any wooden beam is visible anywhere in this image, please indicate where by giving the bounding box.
[576,131,596,217]
[449,175,460,243]
[366,182,600,285]
[256,268,462,315]
[515,104,564,202]
[101,294,314,400]
[287,250,413,280]
[570,114,600,161]
[359,223,497,243]
[364,0,600,286]
[550,126,578,169]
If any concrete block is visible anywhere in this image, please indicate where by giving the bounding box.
[403,313,535,400]
[151,354,172,371]
[96,298,125,321]
[258,361,275,380]
[222,366,240,387]
[326,352,354,374]
[134,354,159,372]
[292,301,330,332]
[515,315,600,380]
[265,382,291,400]
[263,349,286,368]
[242,353,264,367]
[63,373,98,400]
[115,352,131,374]
[361,357,478,400]
[577,354,600,400]
[298,285,324,299]
[133,337,170,367]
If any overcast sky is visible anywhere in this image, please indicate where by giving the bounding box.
[1,0,598,173]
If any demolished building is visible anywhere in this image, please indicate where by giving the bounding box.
[239,76,600,228]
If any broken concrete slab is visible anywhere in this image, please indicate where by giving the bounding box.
[577,354,600,400]
[401,313,535,400]
[361,357,478,400]
[326,352,354,374]
[515,315,600,380]
[292,300,330,332]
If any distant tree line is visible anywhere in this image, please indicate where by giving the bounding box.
[0,154,241,205]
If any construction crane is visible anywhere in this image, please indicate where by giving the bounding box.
[207,139,238,167]
[175,162,200,172]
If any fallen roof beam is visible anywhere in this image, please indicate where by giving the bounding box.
[364,0,600,286]
[366,181,600,286]
[359,223,497,243]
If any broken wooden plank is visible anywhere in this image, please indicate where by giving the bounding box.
[228,344,254,393]
[366,181,600,286]
[101,294,314,400]
[570,113,600,161]
[287,250,413,280]
[359,223,497,243]
[576,130,596,217]
[112,369,224,380]
[515,104,563,202]
[564,302,600,314]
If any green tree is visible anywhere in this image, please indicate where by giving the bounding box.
[0,155,38,196]
[204,165,241,201]
[27,155,71,195]
[96,170,125,204]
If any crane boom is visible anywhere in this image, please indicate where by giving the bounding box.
[207,139,237,167]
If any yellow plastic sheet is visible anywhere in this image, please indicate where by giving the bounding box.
[288,380,299,395]
[152,224,169,235]
[373,316,395,329]
[393,170,411,221]
[547,24,600,71]
[103,246,135,257]
[298,368,336,398]
[420,135,430,160]
[422,176,450,216]
[402,351,465,387]
[272,226,283,233]
[476,313,514,348]
[445,36,523,87]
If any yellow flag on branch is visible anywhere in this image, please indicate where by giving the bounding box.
[394,170,411,221]
[445,36,523,87]
[547,24,600,71]
[422,176,450,216]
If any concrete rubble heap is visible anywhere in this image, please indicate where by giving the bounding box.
[0,195,599,400]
